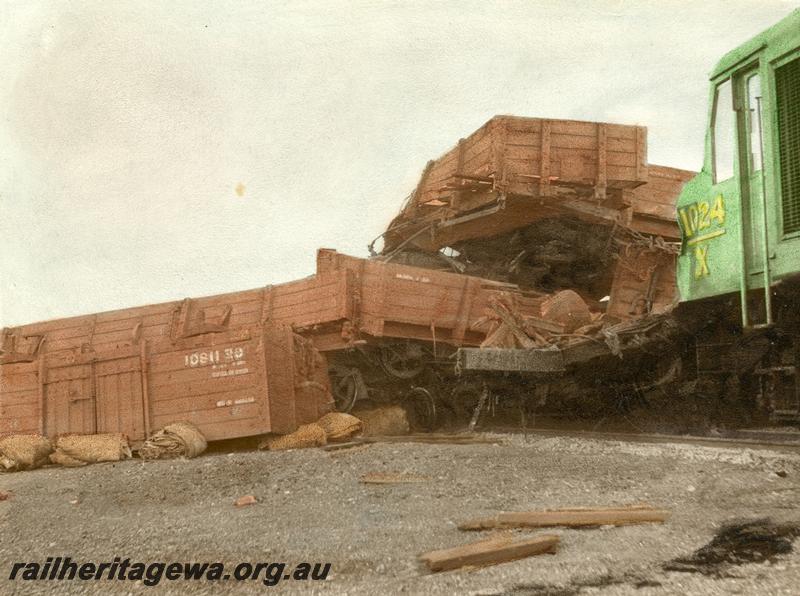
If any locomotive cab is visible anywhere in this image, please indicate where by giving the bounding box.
[676,9,800,328]
[675,9,800,421]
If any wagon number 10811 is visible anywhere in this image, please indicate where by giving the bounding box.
[184,347,245,367]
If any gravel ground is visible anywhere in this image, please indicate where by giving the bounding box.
[2,434,800,595]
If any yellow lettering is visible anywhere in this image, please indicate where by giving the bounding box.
[710,194,725,225]
[694,245,710,278]
[688,204,700,234]
[698,201,711,230]
[679,208,694,237]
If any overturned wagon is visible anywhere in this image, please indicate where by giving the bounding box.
[225,249,547,418]
[266,249,541,350]
[380,115,649,253]
[1,316,332,444]
[1,250,545,436]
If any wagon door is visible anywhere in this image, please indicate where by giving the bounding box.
[44,363,95,436]
[94,351,146,441]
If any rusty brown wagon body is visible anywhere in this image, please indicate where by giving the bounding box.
[605,165,695,321]
[269,249,542,351]
[377,115,694,326]
[0,315,332,443]
[623,165,696,240]
[381,115,649,253]
[1,251,543,439]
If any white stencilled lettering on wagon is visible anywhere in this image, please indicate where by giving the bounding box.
[211,367,250,378]
[214,397,254,408]
[395,273,431,283]
[186,346,247,369]
[184,350,220,368]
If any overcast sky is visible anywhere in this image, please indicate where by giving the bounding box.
[1,0,798,327]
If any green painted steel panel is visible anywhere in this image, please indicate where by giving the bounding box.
[677,9,800,308]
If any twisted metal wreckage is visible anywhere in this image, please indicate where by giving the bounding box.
[1,116,695,441]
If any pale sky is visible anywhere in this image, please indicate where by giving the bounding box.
[1,0,798,327]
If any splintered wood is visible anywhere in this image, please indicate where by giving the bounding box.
[458,504,670,531]
[420,533,559,572]
[322,434,502,451]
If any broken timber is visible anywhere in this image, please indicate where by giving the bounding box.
[459,505,670,531]
[419,533,559,572]
[321,434,502,451]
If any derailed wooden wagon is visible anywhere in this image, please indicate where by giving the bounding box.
[1,314,333,444]
[379,115,650,254]
[1,250,546,437]
[375,116,694,326]
[366,116,695,422]
[198,249,547,423]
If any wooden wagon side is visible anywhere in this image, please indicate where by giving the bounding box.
[0,319,332,443]
[384,115,649,252]
[270,249,543,350]
[623,165,695,240]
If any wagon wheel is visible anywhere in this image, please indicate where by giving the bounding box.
[379,342,426,379]
[448,383,484,421]
[330,368,361,413]
[404,387,438,432]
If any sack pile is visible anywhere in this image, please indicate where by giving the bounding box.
[0,434,52,472]
[352,405,410,437]
[49,433,132,467]
[259,423,328,451]
[315,412,363,442]
[138,422,207,460]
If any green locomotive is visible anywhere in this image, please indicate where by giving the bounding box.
[676,9,800,420]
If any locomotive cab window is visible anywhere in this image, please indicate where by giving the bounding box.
[712,79,735,183]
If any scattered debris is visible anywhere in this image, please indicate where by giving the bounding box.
[234,495,257,508]
[316,412,363,442]
[420,532,560,572]
[0,434,52,472]
[352,405,410,437]
[539,290,592,333]
[360,472,428,485]
[259,423,327,451]
[366,433,502,445]
[323,433,502,450]
[321,441,371,453]
[0,490,12,501]
[474,293,540,349]
[138,422,207,460]
[49,434,132,467]
[459,504,670,531]
[664,519,800,575]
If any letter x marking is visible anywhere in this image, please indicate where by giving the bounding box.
[694,245,710,278]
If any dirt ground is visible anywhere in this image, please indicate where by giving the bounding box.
[2,434,800,595]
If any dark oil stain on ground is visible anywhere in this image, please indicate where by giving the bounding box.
[507,519,800,594]
[663,518,800,576]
